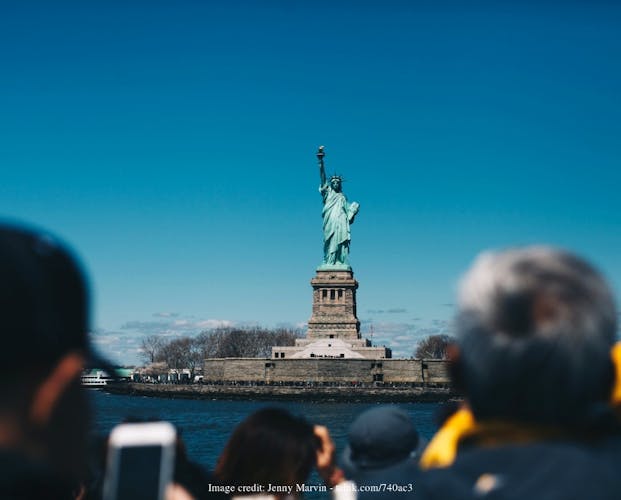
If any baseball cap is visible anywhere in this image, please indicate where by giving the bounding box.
[341,406,427,478]
[0,222,116,373]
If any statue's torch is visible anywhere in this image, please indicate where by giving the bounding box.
[317,145,325,170]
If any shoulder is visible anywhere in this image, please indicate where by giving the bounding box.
[352,459,421,500]
[418,441,621,500]
[0,451,74,499]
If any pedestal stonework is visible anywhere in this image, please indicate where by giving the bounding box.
[271,267,391,360]
[307,269,360,340]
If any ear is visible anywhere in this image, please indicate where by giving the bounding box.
[446,343,466,394]
[29,352,84,427]
[446,343,460,362]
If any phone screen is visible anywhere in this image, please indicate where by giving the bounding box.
[114,445,164,500]
[104,421,176,500]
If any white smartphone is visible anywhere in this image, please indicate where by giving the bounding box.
[103,421,177,500]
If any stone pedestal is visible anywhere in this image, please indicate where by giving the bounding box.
[307,269,360,340]
[271,267,391,360]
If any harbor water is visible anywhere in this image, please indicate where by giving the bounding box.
[90,390,442,489]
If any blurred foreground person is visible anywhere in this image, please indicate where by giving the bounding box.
[341,406,425,499]
[419,247,621,499]
[81,423,209,500]
[213,407,353,500]
[0,224,110,499]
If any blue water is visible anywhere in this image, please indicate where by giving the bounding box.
[90,391,441,469]
[90,390,442,493]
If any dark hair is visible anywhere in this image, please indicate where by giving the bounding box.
[0,224,90,373]
[214,408,319,491]
[455,247,617,426]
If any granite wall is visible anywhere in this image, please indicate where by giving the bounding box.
[203,358,450,385]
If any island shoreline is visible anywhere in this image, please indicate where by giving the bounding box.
[103,382,459,403]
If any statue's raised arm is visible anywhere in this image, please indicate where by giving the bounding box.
[317,145,327,187]
[315,146,359,270]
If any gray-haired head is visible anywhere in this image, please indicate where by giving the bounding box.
[455,246,617,425]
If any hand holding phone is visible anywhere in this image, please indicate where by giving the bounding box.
[103,421,177,500]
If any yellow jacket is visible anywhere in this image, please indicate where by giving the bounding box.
[419,342,621,469]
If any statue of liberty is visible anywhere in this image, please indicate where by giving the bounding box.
[316,146,359,269]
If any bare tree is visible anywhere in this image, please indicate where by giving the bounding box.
[140,335,164,364]
[156,340,181,368]
[218,327,300,357]
[219,329,252,357]
[185,337,204,380]
[157,337,203,379]
[414,334,455,359]
[140,327,302,369]
[196,330,222,359]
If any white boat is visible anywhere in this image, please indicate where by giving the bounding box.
[81,370,116,387]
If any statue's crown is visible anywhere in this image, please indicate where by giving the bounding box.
[330,174,343,182]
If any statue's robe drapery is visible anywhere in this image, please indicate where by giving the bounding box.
[320,183,352,265]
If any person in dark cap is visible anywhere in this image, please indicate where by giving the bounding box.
[341,406,426,499]
[0,222,112,499]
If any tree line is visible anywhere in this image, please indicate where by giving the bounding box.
[414,334,454,359]
[140,328,454,379]
[140,326,301,372]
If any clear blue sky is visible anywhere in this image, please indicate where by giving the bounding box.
[2,1,620,365]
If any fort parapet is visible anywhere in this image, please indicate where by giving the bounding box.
[107,359,455,401]
[203,357,450,386]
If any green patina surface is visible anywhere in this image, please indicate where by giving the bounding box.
[317,146,359,268]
